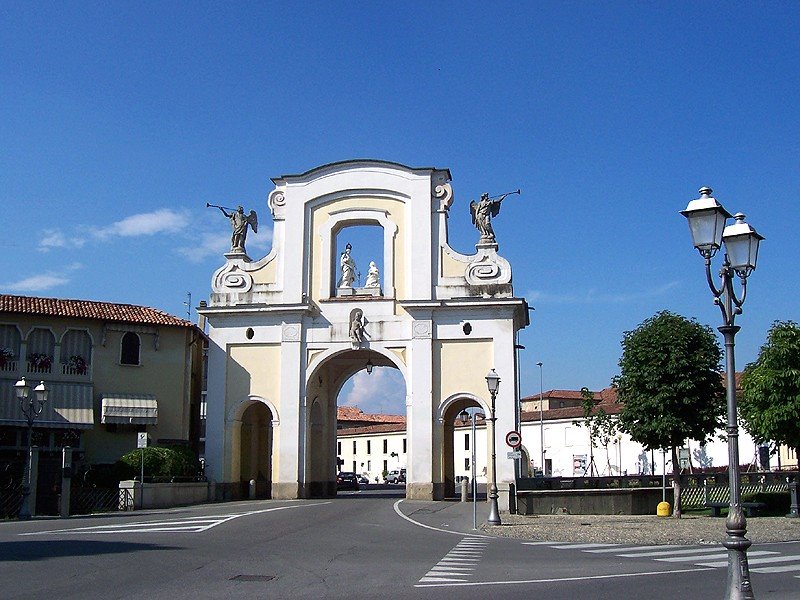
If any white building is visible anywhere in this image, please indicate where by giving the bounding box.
[337,388,761,489]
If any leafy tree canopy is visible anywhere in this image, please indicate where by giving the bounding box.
[614,310,724,450]
[740,320,800,452]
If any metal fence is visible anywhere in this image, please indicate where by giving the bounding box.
[69,486,129,515]
[517,471,795,509]
[0,484,22,519]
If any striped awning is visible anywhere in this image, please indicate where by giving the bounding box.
[0,380,94,429]
[102,394,158,424]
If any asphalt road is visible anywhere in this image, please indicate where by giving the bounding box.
[1,488,798,599]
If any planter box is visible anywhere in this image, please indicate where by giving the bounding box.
[119,480,211,510]
[517,487,674,515]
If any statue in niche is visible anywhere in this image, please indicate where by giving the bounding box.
[349,308,364,345]
[364,261,380,288]
[469,189,520,244]
[338,243,357,288]
[207,203,258,253]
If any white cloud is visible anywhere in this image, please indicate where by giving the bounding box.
[94,209,190,240]
[526,281,681,305]
[340,367,406,415]
[38,228,87,252]
[176,227,273,263]
[6,273,70,292]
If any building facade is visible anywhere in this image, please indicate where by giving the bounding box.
[0,294,206,506]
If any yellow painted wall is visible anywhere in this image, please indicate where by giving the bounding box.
[250,256,278,286]
[440,248,465,278]
[433,339,494,403]
[227,344,281,410]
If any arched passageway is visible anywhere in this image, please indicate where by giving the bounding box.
[236,400,274,499]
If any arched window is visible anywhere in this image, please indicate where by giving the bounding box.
[120,332,141,366]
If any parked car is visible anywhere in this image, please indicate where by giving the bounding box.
[336,472,360,490]
[385,469,406,484]
[357,474,370,485]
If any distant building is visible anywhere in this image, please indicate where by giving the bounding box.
[0,294,206,511]
[337,382,761,490]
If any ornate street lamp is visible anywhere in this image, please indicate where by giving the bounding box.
[365,357,374,375]
[485,368,501,525]
[14,377,48,520]
[682,186,763,600]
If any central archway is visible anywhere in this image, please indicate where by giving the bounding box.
[304,347,406,498]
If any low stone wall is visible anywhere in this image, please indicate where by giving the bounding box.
[517,487,674,515]
[119,480,211,510]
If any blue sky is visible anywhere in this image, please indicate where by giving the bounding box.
[2,3,798,414]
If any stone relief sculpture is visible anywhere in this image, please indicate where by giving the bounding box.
[349,308,364,345]
[207,203,258,254]
[364,261,380,288]
[469,189,520,244]
[338,244,357,288]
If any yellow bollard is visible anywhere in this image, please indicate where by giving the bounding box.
[657,501,672,517]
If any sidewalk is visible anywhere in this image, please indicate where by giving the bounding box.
[399,499,800,545]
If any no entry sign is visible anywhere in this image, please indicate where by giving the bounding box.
[505,430,522,448]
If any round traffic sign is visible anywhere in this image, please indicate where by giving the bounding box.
[505,430,522,448]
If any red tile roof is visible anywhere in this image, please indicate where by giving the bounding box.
[0,294,194,329]
[337,422,407,436]
[336,406,405,425]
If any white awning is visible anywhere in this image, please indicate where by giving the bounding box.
[102,394,158,425]
[0,381,94,429]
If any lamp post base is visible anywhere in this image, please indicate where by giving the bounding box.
[723,509,754,599]
[487,482,502,525]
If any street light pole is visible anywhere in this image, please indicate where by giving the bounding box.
[536,362,544,475]
[682,186,763,600]
[485,369,501,525]
[14,378,48,520]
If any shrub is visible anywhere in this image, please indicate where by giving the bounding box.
[118,445,200,480]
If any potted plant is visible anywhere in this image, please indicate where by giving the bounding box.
[0,347,14,368]
[67,354,88,375]
[27,352,53,371]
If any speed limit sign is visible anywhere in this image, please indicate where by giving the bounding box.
[505,430,522,448]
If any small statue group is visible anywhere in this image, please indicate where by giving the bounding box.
[338,244,380,289]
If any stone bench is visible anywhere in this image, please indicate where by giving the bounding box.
[705,501,767,517]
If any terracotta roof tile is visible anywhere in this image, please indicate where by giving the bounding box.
[0,294,194,329]
[336,406,405,425]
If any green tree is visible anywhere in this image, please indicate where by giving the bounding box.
[614,311,724,517]
[573,387,618,475]
[740,321,800,461]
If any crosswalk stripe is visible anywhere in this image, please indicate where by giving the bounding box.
[657,551,776,563]
[585,544,690,554]
[750,563,800,573]
[618,547,737,558]
[696,554,800,568]
[551,543,619,550]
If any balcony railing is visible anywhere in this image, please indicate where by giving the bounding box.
[0,360,18,373]
[26,361,52,374]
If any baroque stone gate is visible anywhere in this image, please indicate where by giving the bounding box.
[200,160,528,503]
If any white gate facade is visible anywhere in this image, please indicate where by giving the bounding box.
[200,160,528,502]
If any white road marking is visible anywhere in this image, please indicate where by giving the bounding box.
[656,551,777,563]
[20,502,331,536]
[419,536,489,584]
[696,554,800,568]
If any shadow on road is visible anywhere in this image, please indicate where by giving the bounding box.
[0,540,180,562]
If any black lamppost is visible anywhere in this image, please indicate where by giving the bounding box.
[14,377,48,520]
[485,368,501,525]
[681,187,763,600]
